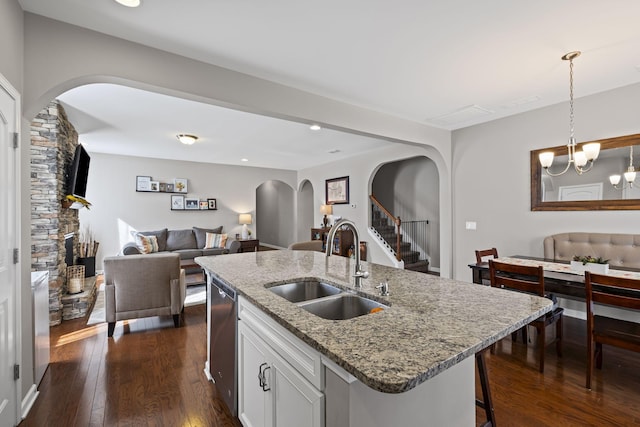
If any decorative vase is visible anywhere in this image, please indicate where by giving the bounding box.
[570,260,609,274]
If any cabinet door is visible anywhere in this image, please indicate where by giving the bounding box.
[238,322,271,427]
[272,354,324,427]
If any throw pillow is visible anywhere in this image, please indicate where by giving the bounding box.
[135,234,159,254]
[204,232,228,249]
[193,226,223,249]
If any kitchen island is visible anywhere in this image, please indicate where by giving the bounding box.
[196,250,552,426]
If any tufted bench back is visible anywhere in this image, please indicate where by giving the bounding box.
[543,232,640,269]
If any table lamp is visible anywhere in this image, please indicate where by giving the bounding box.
[320,204,333,228]
[239,213,252,239]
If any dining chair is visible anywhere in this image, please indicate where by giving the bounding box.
[584,272,640,389]
[476,247,499,263]
[488,260,564,373]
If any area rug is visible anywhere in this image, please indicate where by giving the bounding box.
[86,283,206,326]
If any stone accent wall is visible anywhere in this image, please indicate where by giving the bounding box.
[30,101,80,326]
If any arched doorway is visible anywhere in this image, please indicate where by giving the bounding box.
[371,156,440,272]
[296,180,314,241]
[256,180,295,248]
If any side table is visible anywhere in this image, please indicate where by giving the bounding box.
[237,238,259,253]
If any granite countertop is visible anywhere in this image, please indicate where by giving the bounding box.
[196,250,552,394]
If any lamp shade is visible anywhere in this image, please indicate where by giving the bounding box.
[239,213,252,225]
[582,143,601,161]
[609,174,621,186]
[624,170,637,184]
[320,204,333,215]
[539,152,554,168]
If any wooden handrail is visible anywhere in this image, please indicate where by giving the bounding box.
[370,194,402,261]
[370,195,400,226]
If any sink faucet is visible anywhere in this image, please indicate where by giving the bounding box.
[325,219,369,287]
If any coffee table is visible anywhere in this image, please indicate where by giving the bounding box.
[180,259,205,286]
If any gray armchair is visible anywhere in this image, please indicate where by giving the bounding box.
[104,253,186,337]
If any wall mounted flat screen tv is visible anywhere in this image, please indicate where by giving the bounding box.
[66,144,90,197]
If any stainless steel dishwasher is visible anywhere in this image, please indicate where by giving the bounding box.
[207,274,237,416]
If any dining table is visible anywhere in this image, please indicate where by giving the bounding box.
[469,256,640,300]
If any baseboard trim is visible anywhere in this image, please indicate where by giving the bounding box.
[21,383,39,420]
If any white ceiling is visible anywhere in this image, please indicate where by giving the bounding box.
[56,84,393,170]
[19,0,640,168]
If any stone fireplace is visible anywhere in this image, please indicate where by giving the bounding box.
[30,100,81,325]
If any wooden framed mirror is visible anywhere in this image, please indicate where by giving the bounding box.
[531,133,640,211]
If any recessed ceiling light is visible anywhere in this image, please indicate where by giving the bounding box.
[176,134,198,145]
[309,124,321,131]
[114,0,141,7]
[241,158,249,162]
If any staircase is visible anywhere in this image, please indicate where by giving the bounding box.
[370,196,430,274]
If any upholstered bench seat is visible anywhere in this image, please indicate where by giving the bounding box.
[544,232,640,270]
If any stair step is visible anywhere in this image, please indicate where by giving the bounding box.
[405,260,429,274]
[401,251,420,264]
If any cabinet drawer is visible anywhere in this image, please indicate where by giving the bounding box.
[239,296,323,390]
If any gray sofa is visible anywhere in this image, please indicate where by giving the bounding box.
[122,227,241,270]
[543,232,640,269]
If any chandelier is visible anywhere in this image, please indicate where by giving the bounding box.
[610,145,637,189]
[539,51,601,176]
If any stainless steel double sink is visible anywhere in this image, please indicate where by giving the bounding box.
[267,280,387,320]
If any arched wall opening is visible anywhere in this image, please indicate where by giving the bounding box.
[296,180,314,241]
[22,14,453,275]
[256,180,295,248]
[371,156,440,271]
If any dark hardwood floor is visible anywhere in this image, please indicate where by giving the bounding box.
[20,304,241,427]
[476,316,640,426]
[20,303,640,426]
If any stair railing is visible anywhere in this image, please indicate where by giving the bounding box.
[370,194,402,261]
[400,220,429,262]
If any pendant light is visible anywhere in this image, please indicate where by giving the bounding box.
[539,51,600,176]
[610,146,637,189]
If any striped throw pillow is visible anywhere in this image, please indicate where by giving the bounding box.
[204,232,228,249]
[135,234,159,254]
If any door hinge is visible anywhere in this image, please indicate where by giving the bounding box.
[12,132,18,149]
[13,248,19,264]
[14,364,19,381]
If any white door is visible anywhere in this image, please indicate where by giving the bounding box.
[0,75,19,427]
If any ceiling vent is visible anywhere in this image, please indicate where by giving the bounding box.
[428,105,494,127]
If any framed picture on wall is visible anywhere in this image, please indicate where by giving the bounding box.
[136,176,152,192]
[166,183,174,192]
[185,198,199,210]
[174,178,188,193]
[207,198,217,210]
[326,176,349,204]
[171,195,184,210]
[159,182,167,192]
[150,181,160,192]
[199,200,209,210]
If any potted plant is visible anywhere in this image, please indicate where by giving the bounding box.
[571,255,610,274]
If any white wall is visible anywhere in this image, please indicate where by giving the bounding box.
[0,0,34,406]
[452,82,640,281]
[298,144,450,271]
[79,153,296,268]
[22,12,452,265]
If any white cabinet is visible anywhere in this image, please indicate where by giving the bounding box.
[238,297,324,427]
[238,322,270,427]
